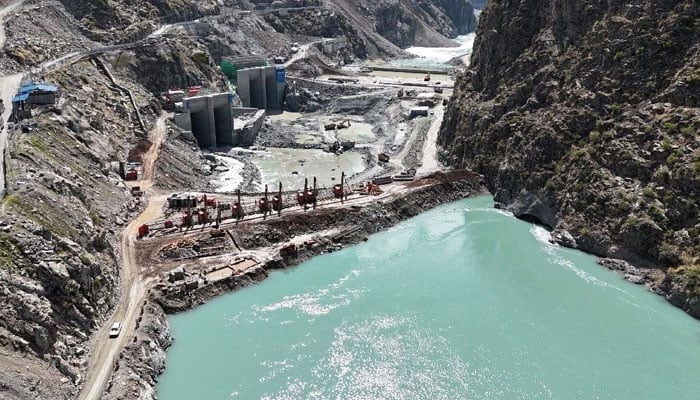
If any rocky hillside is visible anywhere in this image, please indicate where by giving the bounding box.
[0,2,223,397]
[57,0,226,43]
[439,0,699,317]
[336,0,477,48]
[51,0,481,69]
[263,0,477,58]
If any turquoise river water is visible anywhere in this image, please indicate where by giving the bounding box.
[158,196,700,399]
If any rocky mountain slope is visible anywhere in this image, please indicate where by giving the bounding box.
[0,2,224,398]
[438,0,699,317]
[57,0,478,57]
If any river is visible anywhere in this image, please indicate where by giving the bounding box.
[157,196,700,399]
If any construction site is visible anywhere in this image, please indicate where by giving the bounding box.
[0,1,484,399]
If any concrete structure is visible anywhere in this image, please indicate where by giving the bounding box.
[173,93,236,148]
[316,38,348,57]
[236,65,286,110]
[221,55,267,80]
[234,108,266,146]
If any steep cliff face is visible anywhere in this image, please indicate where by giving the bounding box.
[335,0,477,48]
[369,0,477,48]
[439,1,699,315]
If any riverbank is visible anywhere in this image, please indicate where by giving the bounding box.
[101,170,487,399]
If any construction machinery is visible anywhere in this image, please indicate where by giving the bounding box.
[324,119,352,131]
[137,224,149,239]
[333,184,344,199]
[378,153,390,163]
[297,177,318,207]
[130,186,143,197]
[365,182,383,196]
[258,197,270,213]
[297,189,316,205]
[125,169,138,181]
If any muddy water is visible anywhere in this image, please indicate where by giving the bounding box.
[253,148,365,190]
[368,70,451,82]
[332,122,376,144]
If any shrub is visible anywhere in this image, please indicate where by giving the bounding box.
[680,126,694,138]
[666,154,679,167]
[663,122,678,133]
[642,187,656,199]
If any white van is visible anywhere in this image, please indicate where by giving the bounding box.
[109,322,122,338]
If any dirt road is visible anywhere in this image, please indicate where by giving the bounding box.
[78,114,169,400]
[0,73,22,196]
[417,105,444,176]
[0,1,27,196]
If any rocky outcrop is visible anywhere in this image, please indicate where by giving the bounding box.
[438,0,699,317]
[107,36,222,94]
[361,0,476,47]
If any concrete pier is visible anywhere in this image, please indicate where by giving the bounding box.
[174,93,236,148]
[237,66,286,110]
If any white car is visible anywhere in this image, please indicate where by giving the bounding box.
[109,322,122,338]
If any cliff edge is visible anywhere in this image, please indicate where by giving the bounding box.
[438,0,699,316]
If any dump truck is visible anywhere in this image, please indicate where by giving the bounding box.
[378,153,390,163]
